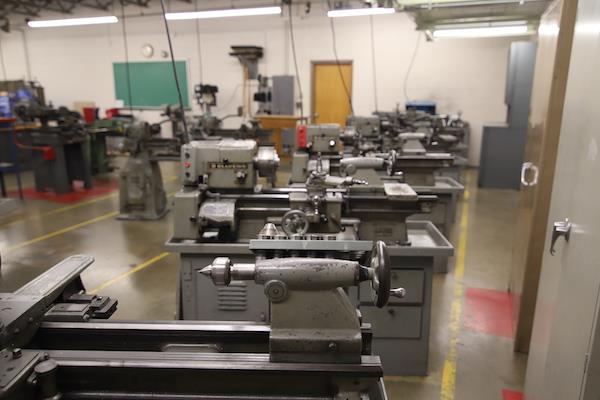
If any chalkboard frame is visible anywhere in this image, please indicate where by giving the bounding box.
[113,60,190,108]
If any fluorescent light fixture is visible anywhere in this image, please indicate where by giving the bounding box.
[166,6,282,21]
[327,7,395,18]
[433,24,531,38]
[27,15,118,28]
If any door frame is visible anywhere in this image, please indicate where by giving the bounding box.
[510,0,577,353]
[310,60,354,123]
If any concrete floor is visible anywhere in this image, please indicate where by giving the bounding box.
[0,162,526,399]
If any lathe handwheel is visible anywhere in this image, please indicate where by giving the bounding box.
[371,240,391,308]
[281,210,310,236]
[342,163,357,177]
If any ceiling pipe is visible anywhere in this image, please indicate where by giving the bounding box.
[400,0,549,9]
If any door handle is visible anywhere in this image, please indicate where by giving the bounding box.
[550,218,571,255]
[521,162,539,186]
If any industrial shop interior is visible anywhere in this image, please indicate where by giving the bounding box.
[0,0,595,398]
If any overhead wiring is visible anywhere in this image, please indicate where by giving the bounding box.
[215,81,259,115]
[158,0,190,142]
[326,0,354,116]
[287,1,304,120]
[216,83,243,112]
[119,1,133,114]
[16,29,32,81]
[369,15,378,112]
[194,0,204,83]
[403,31,422,103]
[0,36,7,80]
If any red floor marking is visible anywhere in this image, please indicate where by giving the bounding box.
[502,389,523,400]
[464,287,514,337]
[8,179,118,204]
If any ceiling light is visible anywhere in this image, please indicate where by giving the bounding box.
[327,7,396,18]
[433,24,531,38]
[27,16,118,28]
[165,6,282,21]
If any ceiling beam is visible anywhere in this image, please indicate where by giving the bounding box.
[78,0,113,10]
[121,0,151,6]
[1,0,154,20]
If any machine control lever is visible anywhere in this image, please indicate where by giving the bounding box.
[550,218,572,255]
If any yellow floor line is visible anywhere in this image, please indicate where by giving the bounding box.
[89,252,171,294]
[0,192,117,228]
[440,186,471,400]
[0,192,118,229]
[3,190,178,253]
[0,175,178,230]
[4,210,119,253]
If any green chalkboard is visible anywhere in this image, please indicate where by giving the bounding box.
[113,61,189,108]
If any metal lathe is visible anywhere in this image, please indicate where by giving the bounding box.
[291,122,463,267]
[14,104,92,195]
[116,94,271,221]
[0,238,400,399]
[345,117,464,273]
[166,138,453,375]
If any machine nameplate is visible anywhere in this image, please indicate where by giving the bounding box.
[249,239,373,251]
[209,163,249,170]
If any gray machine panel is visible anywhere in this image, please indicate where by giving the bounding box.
[359,269,425,305]
[180,251,269,322]
[372,338,428,376]
[360,306,422,339]
[271,75,295,116]
[181,139,259,189]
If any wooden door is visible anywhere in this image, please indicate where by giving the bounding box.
[508,0,577,353]
[311,61,353,125]
[524,0,600,397]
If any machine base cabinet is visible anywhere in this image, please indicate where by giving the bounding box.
[170,221,452,376]
[355,255,436,376]
[177,248,266,322]
[31,133,92,194]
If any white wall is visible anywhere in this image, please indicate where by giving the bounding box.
[0,1,527,165]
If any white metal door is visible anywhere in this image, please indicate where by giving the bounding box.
[524,0,600,399]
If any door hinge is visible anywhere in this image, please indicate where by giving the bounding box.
[584,352,590,374]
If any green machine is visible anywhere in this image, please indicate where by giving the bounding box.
[88,118,129,175]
